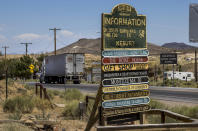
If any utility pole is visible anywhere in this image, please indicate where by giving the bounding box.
[49,28,61,55]
[2,46,9,59]
[20,43,32,56]
[195,50,197,82]
[2,46,9,99]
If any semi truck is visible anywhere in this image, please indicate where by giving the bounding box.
[40,53,85,84]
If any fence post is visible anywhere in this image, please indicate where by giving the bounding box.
[43,88,47,99]
[140,112,144,124]
[161,111,165,123]
[86,96,89,111]
[40,85,43,99]
[35,84,38,95]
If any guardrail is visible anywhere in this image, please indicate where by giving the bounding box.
[85,95,198,130]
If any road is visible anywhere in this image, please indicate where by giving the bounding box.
[27,82,198,104]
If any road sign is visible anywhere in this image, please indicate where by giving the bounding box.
[102,4,146,50]
[30,69,34,73]
[29,64,35,70]
[160,53,177,64]
[103,104,150,117]
[102,97,150,108]
[102,76,148,87]
[102,50,149,57]
[102,56,148,64]
[103,84,149,93]
[104,70,148,78]
[103,90,149,101]
[102,63,148,72]
[189,4,198,42]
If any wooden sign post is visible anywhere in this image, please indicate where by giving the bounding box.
[85,4,149,130]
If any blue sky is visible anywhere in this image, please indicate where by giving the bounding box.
[0,0,197,54]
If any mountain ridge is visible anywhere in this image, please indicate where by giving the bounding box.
[53,38,190,55]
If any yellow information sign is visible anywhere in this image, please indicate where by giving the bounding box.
[102,63,148,72]
[103,84,149,93]
[30,69,34,73]
[29,64,34,70]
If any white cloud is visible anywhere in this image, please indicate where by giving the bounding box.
[0,34,7,42]
[60,30,74,37]
[14,33,51,42]
[14,33,41,41]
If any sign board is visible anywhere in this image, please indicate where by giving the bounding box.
[102,4,146,49]
[106,113,140,125]
[102,56,148,64]
[104,70,148,78]
[98,4,150,124]
[102,76,148,86]
[160,53,177,64]
[30,69,34,73]
[102,63,148,72]
[29,64,34,70]
[103,90,149,101]
[103,104,150,117]
[103,84,149,93]
[102,97,150,108]
[102,50,149,57]
[189,4,198,42]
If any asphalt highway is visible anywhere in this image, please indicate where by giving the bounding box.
[27,82,198,104]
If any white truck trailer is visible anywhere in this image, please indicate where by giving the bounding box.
[40,53,84,84]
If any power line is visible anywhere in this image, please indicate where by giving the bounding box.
[49,28,61,55]
[20,43,32,56]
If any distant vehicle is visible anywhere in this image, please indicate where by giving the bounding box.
[40,53,85,84]
[164,71,195,81]
[35,72,42,79]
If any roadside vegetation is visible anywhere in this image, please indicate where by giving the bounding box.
[0,54,47,81]
[148,99,198,123]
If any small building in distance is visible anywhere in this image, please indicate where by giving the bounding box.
[164,71,195,81]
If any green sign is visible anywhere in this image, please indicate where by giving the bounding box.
[102,4,146,50]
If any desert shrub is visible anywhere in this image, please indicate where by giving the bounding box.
[149,99,167,109]
[64,88,83,101]
[147,100,198,123]
[17,88,27,95]
[8,109,22,120]
[2,123,33,131]
[51,90,61,96]
[33,97,51,110]
[62,100,79,119]
[46,90,54,100]
[24,84,33,90]
[47,90,62,99]
[3,96,34,113]
[33,97,51,120]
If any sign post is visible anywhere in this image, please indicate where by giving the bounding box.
[160,53,177,86]
[86,4,149,130]
[101,3,149,125]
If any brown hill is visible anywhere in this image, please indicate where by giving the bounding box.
[55,38,174,55]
